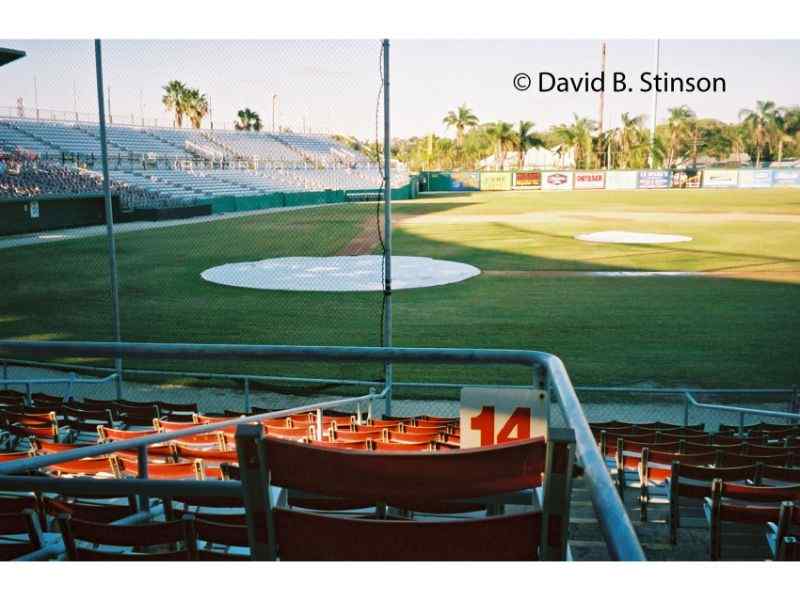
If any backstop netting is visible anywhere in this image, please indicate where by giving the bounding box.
[0,39,399,408]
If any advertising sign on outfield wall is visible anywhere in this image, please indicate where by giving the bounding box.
[738,169,773,188]
[702,169,739,188]
[605,170,638,190]
[771,169,800,187]
[637,170,672,189]
[513,171,542,189]
[452,171,480,190]
[574,171,606,189]
[671,172,701,188]
[541,171,574,190]
[480,171,513,191]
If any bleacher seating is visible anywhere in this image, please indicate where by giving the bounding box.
[589,418,800,559]
[0,390,575,561]
[0,117,408,210]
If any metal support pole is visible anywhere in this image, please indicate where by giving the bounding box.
[382,39,393,417]
[94,40,124,401]
[235,424,275,560]
[136,445,149,511]
[683,392,690,427]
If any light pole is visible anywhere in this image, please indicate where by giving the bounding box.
[648,39,660,168]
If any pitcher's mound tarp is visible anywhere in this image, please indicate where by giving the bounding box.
[201,255,481,292]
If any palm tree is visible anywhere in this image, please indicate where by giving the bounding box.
[484,121,516,170]
[516,121,544,168]
[162,80,188,128]
[739,100,778,167]
[610,113,647,168]
[665,105,695,168]
[235,108,262,132]
[184,88,209,129]
[442,104,479,161]
[552,115,597,169]
[770,106,800,163]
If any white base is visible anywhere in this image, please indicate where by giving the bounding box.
[201,255,481,292]
[575,230,692,244]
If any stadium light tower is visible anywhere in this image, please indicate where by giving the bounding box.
[648,39,660,168]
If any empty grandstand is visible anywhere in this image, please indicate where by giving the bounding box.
[0,117,403,210]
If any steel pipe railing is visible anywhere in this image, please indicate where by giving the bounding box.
[0,339,646,561]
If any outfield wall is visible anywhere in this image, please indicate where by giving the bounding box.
[420,169,800,192]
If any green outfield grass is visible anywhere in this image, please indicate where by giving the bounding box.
[2,187,799,391]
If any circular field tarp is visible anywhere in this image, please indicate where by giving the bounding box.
[201,256,481,292]
[575,230,692,244]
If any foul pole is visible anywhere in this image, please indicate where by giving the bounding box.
[382,39,393,415]
[94,40,124,400]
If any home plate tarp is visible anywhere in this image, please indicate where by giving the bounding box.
[201,256,481,292]
[575,231,692,244]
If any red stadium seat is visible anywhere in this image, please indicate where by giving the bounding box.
[56,514,195,560]
[0,509,43,560]
[274,508,542,561]
[705,480,800,560]
[769,501,800,560]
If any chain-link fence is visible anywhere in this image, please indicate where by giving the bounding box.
[0,39,413,407]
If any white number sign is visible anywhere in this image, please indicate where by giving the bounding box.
[460,387,548,448]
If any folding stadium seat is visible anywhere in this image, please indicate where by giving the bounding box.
[667,462,761,545]
[185,518,251,560]
[56,513,195,560]
[273,509,543,561]
[368,417,412,428]
[634,449,717,521]
[156,401,198,422]
[327,428,382,443]
[401,423,453,435]
[174,444,237,468]
[262,424,314,441]
[42,456,122,479]
[0,509,44,560]
[41,496,139,524]
[115,403,160,428]
[30,393,64,409]
[354,423,400,434]
[383,430,442,445]
[705,479,800,560]
[768,501,800,560]
[757,464,800,486]
[0,409,60,445]
[369,440,434,452]
[60,405,114,442]
[306,439,370,451]
[115,456,212,480]
[235,426,575,561]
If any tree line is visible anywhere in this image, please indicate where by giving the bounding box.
[162,80,263,132]
[392,101,800,171]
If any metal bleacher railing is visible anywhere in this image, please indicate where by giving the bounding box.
[0,339,646,561]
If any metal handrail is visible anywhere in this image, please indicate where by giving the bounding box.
[0,339,646,561]
[684,391,800,426]
[0,371,118,403]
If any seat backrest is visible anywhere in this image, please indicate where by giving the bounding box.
[761,464,800,484]
[187,518,251,560]
[273,508,541,561]
[42,497,137,523]
[56,513,194,560]
[262,436,548,504]
[0,510,43,560]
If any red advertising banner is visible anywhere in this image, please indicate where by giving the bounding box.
[513,171,541,188]
[574,171,606,189]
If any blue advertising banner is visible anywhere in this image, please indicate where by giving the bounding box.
[738,169,773,188]
[771,169,800,187]
[637,170,671,189]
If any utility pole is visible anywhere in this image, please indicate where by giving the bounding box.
[139,88,144,126]
[272,94,278,132]
[107,86,112,125]
[73,80,78,121]
[648,39,660,168]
